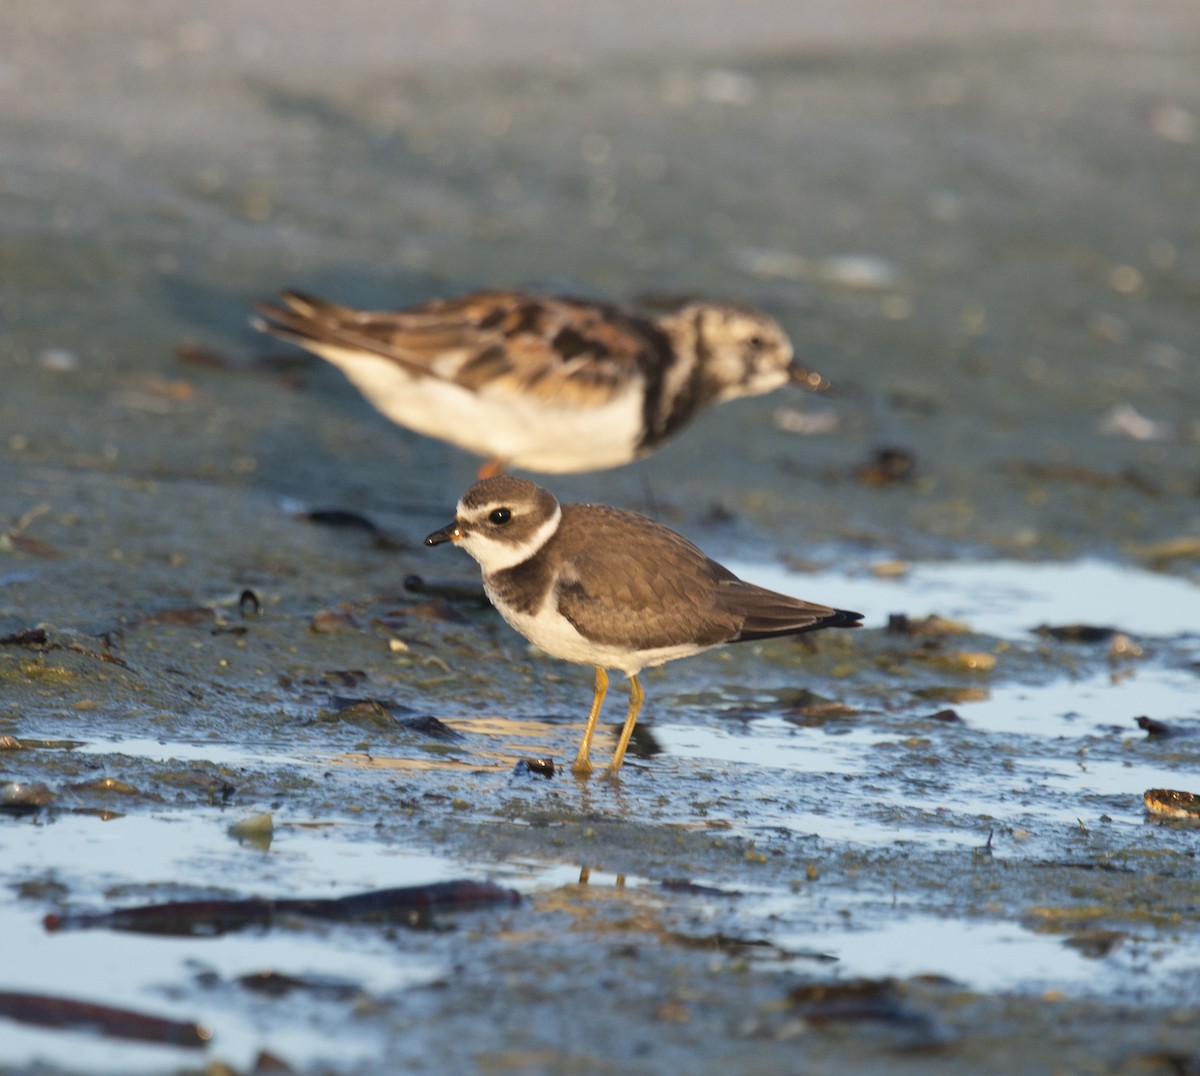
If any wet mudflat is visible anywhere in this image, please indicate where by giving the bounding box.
[3,1,1200,1073]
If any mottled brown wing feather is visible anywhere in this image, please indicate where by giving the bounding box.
[255,290,667,406]
[253,293,436,379]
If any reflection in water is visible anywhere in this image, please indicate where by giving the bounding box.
[766,910,1192,997]
[333,714,608,773]
[958,671,1200,736]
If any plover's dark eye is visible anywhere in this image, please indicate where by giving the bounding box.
[747,335,764,349]
[489,507,512,526]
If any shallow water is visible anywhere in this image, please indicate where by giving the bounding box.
[767,910,1199,997]
[4,2,1200,1070]
[2,815,457,1073]
[4,555,1199,1069]
[730,558,1200,639]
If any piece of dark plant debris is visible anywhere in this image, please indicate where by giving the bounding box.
[667,932,779,954]
[44,880,521,936]
[305,508,376,531]
[854,447,915,486]
[177,340,310,388]
[322,699,461,739]
[67,778,140,796]
[786,978,951,1046]
[314,669,369,688]
[0,627,48,647]
[659,879,742,897]
[124,602,248,638]
[1,782,57,814]
[1034,623,1117,643]
[403,574,490,604]
[325,695,447,724]
[513,757,555,778]
[302,509,405,551]
[0,991,210,1047]
[14,738,88,750]
[1136,716,1173,737]
[320,698,401,729]
[1062,929,1125,958]
[1144,789,1200,820]
[176,341,235,371]
[135,607,217,628]
[1002,461,1161,496]
[382,598,468,624]
[310,608,362,634]
[2,504,65,559]
[4,535,64,559]
[699,502,737,526]
[397,714,460,740]
[1116,1051,1200,1076]
[234,970,362,1000]
[783,699,859,725]
[887,613,970,636]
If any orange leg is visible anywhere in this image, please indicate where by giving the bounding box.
[476,459,506,479]
[603,674,645,779]
[571,667,608,776]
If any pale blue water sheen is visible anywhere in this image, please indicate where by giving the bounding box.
[0,814,464,1073]
[728,558,1200,639]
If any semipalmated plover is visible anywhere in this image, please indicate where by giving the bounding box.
[254,289,829,475]
[425,477,863,777]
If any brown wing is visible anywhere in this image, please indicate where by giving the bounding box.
[253,290,669,406]
[553,506,861,651]
[552,503,864,647]
[713,580,863,640]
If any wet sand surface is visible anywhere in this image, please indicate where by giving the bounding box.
[3,2,1200,1073]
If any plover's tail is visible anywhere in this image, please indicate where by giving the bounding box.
[718,579,864,642]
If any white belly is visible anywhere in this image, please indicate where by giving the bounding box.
[313,347,645,473]
[484,580,709,677]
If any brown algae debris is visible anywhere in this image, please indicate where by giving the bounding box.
[1144,789,1200,820]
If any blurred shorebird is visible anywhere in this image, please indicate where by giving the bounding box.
[253,289,829,476]
[425,476,862,777]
